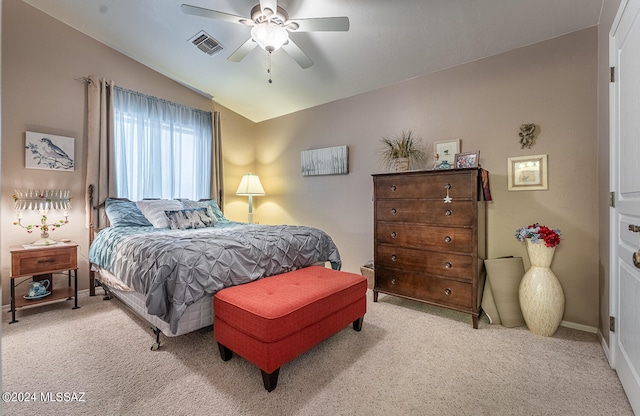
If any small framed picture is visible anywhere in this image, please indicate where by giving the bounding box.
[454,151,479,169]
[507,154,548,191]
[25,131,75,171]
[434,139,461,168]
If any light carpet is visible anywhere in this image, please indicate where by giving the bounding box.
[2,291,633,416]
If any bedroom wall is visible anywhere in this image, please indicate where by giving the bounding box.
[0,0,255,305]
[1,0,603,331]
[254,28,600,329]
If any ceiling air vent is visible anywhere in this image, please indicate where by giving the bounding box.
[189,30,224,56]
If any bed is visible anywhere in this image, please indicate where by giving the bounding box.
[87,188,342,349]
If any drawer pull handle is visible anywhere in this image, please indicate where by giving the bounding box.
[444,183,451,189]
[390,232,397,238]
[391,278,397,285]
[444,288,452,296]
[445,262,452,269]
[444,210,452,216]
[36,258,55,264]
[444,236,452,243]
[390,208,397,215]
[630,224,640,233]
[390,185,397,191]
[391,255,398,262]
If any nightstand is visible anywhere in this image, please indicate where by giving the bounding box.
[9,242,79,323]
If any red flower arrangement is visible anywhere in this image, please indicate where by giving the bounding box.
[515,223,561,248]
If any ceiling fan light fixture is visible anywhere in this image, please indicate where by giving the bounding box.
[251,22,289,52]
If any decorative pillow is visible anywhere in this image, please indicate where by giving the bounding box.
[165,208,217,230]
[181,199,228,222]
[105,198,152,227]
[136,199,184,228]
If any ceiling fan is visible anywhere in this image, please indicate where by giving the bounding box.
[181,0,350,69]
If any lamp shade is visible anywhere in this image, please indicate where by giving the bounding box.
[236,173,265,196]
[14,189,71,211]
[251,22,289,52]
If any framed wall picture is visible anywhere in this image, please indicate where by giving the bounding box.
[301,145,349,176]
[507,154,548,191]
[25,131,75,171]
[454,151,479,168]
[433,139,461,168]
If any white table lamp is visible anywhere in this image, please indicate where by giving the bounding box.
[235,173,265,224]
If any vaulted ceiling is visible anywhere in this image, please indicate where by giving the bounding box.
[22,0,604,122]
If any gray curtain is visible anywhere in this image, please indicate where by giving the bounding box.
[211,111,224,210]
[85,76,115,229]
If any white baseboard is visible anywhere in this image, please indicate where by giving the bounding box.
[560,320,598,334]
[597,328,614,367]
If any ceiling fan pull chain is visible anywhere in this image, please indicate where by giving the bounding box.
[268,52,273,84]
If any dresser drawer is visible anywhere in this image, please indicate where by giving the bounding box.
[376,199,474,225]
[11,245,78,277]
[376,244,474,280]
[374,172,476,200]
[376,222,473,253]
[375,267,472,310]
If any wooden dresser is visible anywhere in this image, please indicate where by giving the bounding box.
[372,169,487,328]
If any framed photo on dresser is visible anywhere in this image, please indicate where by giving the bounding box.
[433,139,460,167]
[454,151,479,168]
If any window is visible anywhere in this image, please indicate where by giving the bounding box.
[113,87,213,200]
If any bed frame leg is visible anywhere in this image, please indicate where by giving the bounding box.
[102,285,111,300]
[151,327,161,351]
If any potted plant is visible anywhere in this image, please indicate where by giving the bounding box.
[379,130,427,172]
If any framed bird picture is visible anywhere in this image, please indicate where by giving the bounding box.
[25,131,75,171]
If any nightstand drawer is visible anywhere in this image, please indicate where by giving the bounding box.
[11,245,78,277]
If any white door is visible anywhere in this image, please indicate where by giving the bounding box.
[611,0,640,413]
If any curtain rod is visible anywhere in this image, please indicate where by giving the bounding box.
[75,76,112,86]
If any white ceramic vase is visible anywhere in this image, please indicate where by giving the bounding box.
[518,240,565,336]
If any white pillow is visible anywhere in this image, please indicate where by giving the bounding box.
[136,199,183,228]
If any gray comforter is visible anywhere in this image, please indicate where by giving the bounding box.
[89,222,342,333]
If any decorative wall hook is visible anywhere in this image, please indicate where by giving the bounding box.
[519,123,536,149]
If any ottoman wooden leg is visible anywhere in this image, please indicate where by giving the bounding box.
[262,368,280,392]
[218,343,233,361]
[353,316,364,331]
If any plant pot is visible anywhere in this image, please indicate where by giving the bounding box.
[391,158,409,172]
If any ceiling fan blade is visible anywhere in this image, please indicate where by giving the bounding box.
[181,4,248,25]
[228,38,257,62]
[259,0,278,16]
[282,39,314,69]
[287,16,349,32]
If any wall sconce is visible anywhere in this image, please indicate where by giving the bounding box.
[13,189,71,246]
[235,173,265,224]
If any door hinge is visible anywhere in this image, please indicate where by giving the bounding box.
[610,316,616,332]
[610,67,615,82]
[610,191,615,207]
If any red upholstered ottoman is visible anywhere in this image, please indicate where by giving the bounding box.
[213,266,367,392]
